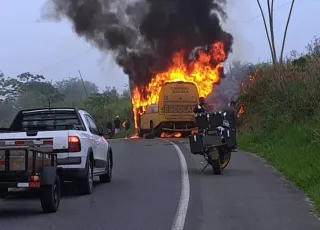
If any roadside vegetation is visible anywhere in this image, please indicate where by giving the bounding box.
[0,72,134,137]
[237,36,320,212]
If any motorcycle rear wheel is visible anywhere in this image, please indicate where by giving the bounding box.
[221,152,231,169]
[211,159,222,175]
[207,148,222,175]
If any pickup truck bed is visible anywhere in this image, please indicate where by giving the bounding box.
[0,107,113,195]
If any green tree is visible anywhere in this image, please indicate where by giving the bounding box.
[0,71,133,130]
[55,77,99,106]
[0,72,65,126]
[82,87,133,129]
[0,72,64,109]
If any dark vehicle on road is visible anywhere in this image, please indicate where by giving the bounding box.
[189,111,236,174]
[0,136,60,213]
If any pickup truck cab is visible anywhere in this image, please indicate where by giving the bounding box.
[0,107,113,195]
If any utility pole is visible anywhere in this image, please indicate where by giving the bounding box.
[78,70,88,97]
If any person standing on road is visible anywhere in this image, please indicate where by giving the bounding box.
[193,97,206,134]
[107,120,113,137]
[224,100,238,149]
[193,97,206,114]
[124,118,131,138]
[114,116,121,135]
[225,101,237,130]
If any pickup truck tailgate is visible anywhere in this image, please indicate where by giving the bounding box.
[0,131,70,156]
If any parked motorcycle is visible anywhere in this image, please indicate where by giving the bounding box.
[189,111,236,175]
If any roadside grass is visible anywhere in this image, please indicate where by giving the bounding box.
[238,121,320,213]
[236,38,320,213]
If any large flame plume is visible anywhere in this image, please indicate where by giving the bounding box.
[132,42,227,128]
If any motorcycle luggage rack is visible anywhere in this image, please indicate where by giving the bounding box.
[189,128,226,172]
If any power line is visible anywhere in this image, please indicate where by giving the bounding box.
[243,0,295,24]
[39,48,94,72]
[78,70,88,97]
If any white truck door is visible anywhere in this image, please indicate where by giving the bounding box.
[84,115,106,173]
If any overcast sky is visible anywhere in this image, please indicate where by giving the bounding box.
[0,0,318,92]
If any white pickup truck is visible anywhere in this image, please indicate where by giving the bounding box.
[0,107,113,195]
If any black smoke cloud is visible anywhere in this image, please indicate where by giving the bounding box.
[44,0,233,91]
[207,61,253,110]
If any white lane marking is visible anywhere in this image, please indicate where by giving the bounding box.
[167,140,190,230]
[113,137,190,229]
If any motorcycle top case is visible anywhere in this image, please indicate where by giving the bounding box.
[195,112,223,129]
[188,134,204,154]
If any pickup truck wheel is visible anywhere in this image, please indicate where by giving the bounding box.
[99,153,112,183]
[77,160,93,195]
[40,175,60,213]
[0,188,8,198]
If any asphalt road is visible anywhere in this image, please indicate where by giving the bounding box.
[0,137,319,230]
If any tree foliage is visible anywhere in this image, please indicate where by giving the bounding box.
[0,72,132,128]
[237,36,320,132]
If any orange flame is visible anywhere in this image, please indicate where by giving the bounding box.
[241,74,256,94]
[160,132,182,138]
[132,42,226,128]
[238,73,256,117]
[130,133,140,139]
[249,75,255,82]
[191,129,198,135]
[237,106,244,117]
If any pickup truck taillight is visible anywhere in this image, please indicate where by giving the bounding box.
[68,136,81,152]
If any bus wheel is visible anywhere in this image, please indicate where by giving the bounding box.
[150,121,154,132]
[138,129,145,137]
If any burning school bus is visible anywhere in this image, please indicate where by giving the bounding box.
[48,0,234,139]
[137,81,199,137]
[131,42,228,138]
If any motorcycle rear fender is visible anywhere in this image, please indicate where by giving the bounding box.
[208,148,220,160]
